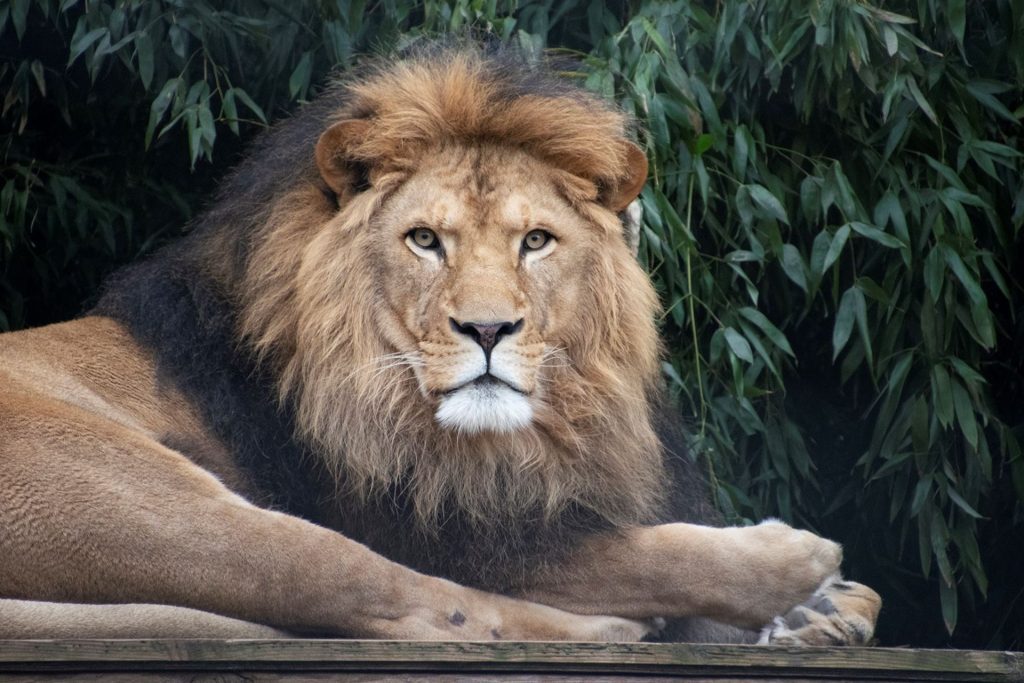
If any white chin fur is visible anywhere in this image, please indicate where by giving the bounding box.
[435,382,533,434]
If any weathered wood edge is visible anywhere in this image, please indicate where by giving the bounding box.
[0,640,1021,681]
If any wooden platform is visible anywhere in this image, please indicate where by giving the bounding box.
[0,640,1021,682]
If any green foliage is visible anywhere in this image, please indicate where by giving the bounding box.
[584,0,1024,646]
[3,0,1023,647]
[0,0,412,326]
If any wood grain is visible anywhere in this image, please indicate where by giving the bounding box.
[0,640,1020,682]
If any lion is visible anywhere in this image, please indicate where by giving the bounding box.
[0,45,880,644]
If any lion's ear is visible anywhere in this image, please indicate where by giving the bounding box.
[603,142,648,213]
[315,119,374,202]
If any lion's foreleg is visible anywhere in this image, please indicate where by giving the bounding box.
[517,520,848,630]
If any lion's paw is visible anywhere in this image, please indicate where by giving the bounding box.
[757,575,881,646]
[752,519,843,578]
[732,519,844,626]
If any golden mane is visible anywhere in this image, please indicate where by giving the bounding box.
[224,46,668,532]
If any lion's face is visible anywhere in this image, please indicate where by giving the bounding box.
[369,144,605,434]
[237,52,668,527]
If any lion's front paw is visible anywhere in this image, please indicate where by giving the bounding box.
[757,575,882,646]
[732,520,843,626]
[751,519,843,579]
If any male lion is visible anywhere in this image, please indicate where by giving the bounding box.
[0,46,880,644]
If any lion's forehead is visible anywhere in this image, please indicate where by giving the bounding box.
[420,192,546,242]
[399,145,577,239]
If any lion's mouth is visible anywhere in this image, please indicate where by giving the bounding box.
[442,373,529,397]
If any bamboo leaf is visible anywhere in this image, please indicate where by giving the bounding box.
[198,104,216,147]
[733,125,749,179]
[29,60,45,96]
[833,287,858,360]
[911,396,929,457]
[874,192,909,245]
[924,247,945,303]
[932,365,955,428]
[940,577,958,635]
[738,320,782,382]
[746,183,790,225]
[852,285,873,369]
[221,89,239,135]
[947,487,984,519]
[289,51,313,99]
[738,307,795,357]
[723,326,754,363]
[951,379,979,450]
[869,8,917,24]
[821,224,850,274]
[10,0,29,39]
[966,80,1020,124]
[911,474,933,516]
[850,220,905,248]
[906,76,938,125]
[168,24,187,59]
[931,512,954,585]
[918,506,934,577]
[882,25,898,56]
[949,357,986,386]
[779,243,808,292]
[694,133,714,156]
[800,176,820,223]
[948,0,966,47]
[145,77,181,148]
[970,304,996,349]
[69,28,109,66]
[136,33,154,90]
[185,108,200,167]
[232,87,267,124]
[942,247,987,305]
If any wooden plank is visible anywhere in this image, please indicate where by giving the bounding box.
[0,675,861,683]
[0,640,1020,682]
[0,675,865,683]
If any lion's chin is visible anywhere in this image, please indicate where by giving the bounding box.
[435,381,533,434]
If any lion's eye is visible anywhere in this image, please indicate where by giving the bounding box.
[408,227,440,250]
[522,229,553,252]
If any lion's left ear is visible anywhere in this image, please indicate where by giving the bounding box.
[315,119,374,204]
[602,142,648,213]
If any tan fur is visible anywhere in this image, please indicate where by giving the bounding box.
[0,47,880,642]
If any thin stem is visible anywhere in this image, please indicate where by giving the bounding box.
[683,172,707,436]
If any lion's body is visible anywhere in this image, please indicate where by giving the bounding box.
[0,46,880,643]
[87,251,704,592]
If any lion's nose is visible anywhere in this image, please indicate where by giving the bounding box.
[449,318,524,355]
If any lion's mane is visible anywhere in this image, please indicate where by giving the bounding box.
[95,45,709,590]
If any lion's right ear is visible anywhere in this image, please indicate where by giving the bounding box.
[602,141,649,213]
[315,119,374,203]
